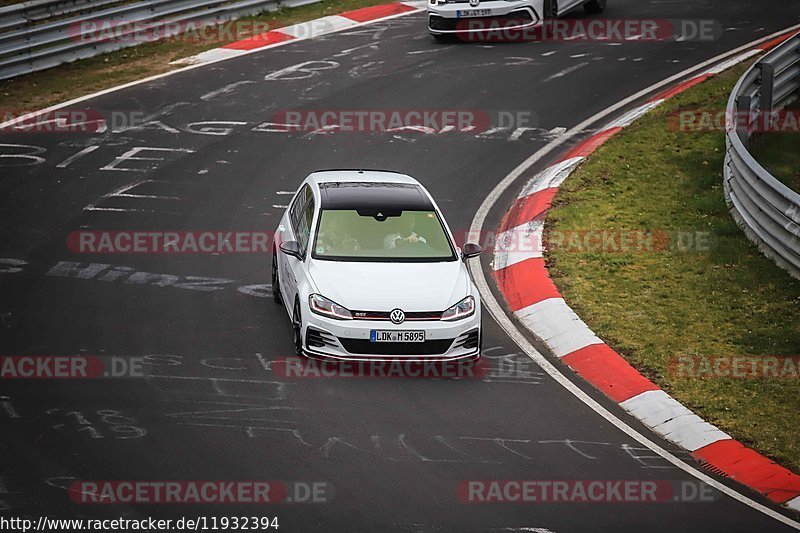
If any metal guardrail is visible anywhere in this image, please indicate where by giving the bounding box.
[724,33,800,280]
[0,0,322,81]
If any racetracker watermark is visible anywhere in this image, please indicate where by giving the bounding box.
[272,357,488,379]
[669,109,800,133]
[456,480,717,503]
[0,109,105,133]
[455,18,721,43]
[271,110,493,134]
[456,229,713,254]
[70,19,274,44]
[1,109,148,134]
[68,481,332,504]
[67,231,274,254]
[670,355,800,379]
[1,517,280,532]
[0,356,144,379]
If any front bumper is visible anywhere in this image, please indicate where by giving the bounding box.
[428,1,541,34]
[302,308,481,362]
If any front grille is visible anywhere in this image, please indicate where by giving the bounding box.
[429,14,458,31]
[338,338,455,356]
[351,310,443,321]
[307,327,338,349]
[429,11,534,32]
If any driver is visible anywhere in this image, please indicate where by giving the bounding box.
[384,214,427,249]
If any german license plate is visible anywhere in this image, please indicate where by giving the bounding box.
[370,330,426,343]
[456,8,492,17]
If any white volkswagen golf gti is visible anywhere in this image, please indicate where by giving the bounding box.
[272,169,483,361]
[428,0,606,40]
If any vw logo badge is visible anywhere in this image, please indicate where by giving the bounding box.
[390,309,405,324]
[469,0,480,6]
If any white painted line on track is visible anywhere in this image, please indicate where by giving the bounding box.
[544,62,589,82]
[55,146,99,168]
[605,101,663,129]
[200,81,256,101]
[469,23,800,530]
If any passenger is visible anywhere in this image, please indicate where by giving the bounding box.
[319,215,361,254]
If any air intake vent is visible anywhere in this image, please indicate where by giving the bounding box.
[307,327,337,348]
[453,329,479,350]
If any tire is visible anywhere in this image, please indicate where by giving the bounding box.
[544,0,558,18]
[583,0,606,14]
[478,321,483,359]
[432,33,454,42]
[292,299,303,356]
[271,249,283,305]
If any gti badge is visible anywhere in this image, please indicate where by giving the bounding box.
[469,0,480,6]
[390,309,405,324]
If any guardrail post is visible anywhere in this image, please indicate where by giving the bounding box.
[759,61,775,112]
[736,94,751,148]
[759,60,775,133]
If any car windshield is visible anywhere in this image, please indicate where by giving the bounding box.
[312,209,456,261]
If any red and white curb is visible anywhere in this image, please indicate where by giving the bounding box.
[174,1,426,65]
[492,32,800,513]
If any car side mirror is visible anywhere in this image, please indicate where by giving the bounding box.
[280,241,303,260]
[462,243,482,261]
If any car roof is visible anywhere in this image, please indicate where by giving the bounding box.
[307,170,434,211]
[316,181,433,211]
[307,169,420,186]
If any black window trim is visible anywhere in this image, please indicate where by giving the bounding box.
[289,183,315,260]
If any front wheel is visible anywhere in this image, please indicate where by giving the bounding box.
[292,300,303,356]
[271,250,283,305]
[583,0,606,14]
[544,0,558,18]
[432,33,455,42]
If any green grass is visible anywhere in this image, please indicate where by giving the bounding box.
[547,63,800,471]
[0,0,393,111]
[750,129,800,192]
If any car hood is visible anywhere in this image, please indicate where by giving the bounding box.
[307,259,469,312]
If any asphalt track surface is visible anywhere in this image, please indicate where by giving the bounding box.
[1,0,799,531]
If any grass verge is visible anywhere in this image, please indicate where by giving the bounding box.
[547,63,800,471]
[0,0,397,112]
[750,130,800,192]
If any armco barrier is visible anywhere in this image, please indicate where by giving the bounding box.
[0,0,322,80]
[724,33,800,279]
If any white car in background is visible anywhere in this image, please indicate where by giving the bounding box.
[272,169,483,361]
[428,0,607,40]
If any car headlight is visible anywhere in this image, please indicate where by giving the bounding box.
[309,294,353,320]
[441,295,475,321]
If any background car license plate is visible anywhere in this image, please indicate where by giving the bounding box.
[370,330,425,343]
[456,8,492,17]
